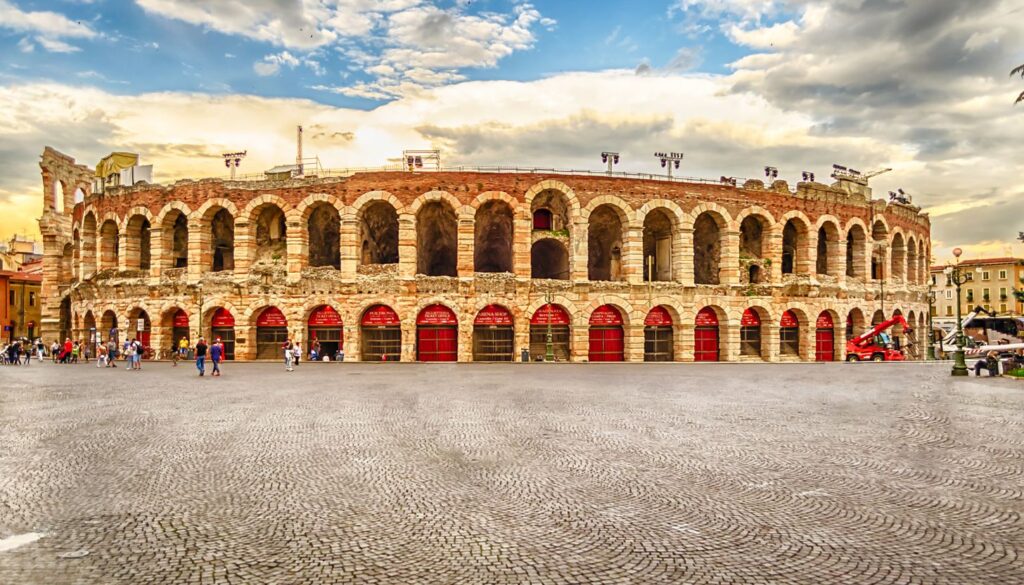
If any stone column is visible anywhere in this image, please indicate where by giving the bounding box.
[623,226,643,284]
[117,232,131,272]
[399,214,416,277]
[571,220,588,282]
[571,323,588,362]
[149,227,164,278]
[513,217,532,278]
[459,322,473,363]
[679,227,694,287]
[721,230,740,285]
[187,221,206,282]
[233,221,253,276]
[764,323,780,362]
[768,232,784,282]
[458,216,475,276]
[679,322,695,362]
[286,220,303,284]
[340,214,358,280]
[626,323,645,362]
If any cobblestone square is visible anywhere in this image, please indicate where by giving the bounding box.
[1,362,1022,584]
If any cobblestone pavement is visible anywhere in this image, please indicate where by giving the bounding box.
[0,362,1022,585]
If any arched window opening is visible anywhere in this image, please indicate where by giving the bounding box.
[127,216,151,271]
[780,310,800,356]
[907,238,919,284]
[359,201,399,266]
[782,220,806,275]
[693,213,722,285]
[740,308,762,357]
[99,219,119,270]
[588,205,623,281]
[890,233,906,282]
[166,212,188,268]
[643,209,673,282]
[846,225,866,278]
[740,216,765,258]
[816,224,839,276]
[254,205,287,266]
[82,213,97,277]
[748,264,763,284]
[416,201,458,276]
[474,200,514,273]
[307,203,341,269]
[211,208,235,272]
[531,239,569,280]
[530,190,569,232]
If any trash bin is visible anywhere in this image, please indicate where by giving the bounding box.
[521,348,529,362]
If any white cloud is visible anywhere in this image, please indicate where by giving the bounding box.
[135,0,551,99]
[0,0,97,53]
[726,19,798,49]
[254,50,325,77]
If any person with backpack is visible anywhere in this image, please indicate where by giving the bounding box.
[283,340,294,371]
[195,337,208,376]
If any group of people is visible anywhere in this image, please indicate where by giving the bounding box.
[190,336,226,377]
[2,338,45,365]
[973,349,1024,376]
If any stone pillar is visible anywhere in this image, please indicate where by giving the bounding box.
[39,233,63,344]
[571,220,588,282]
[399,214,416,277]
[401,321,415,362]
[513,217,532,278]
[679,322,695,362]
[679,227,694,286]
[800,321,816,362]
[623,226,643,284]
[340,215,358,280]
[719,320,738,362]
[834,239,847,287]
[233,221,253,276]
[764,323,780,362]
[187,221,206,281]
[515,316,530,362]
[118,232,131,272]
[459,322,473,363]
[458,216,474,276]
[236,324,254,360]
[343,324,359,362]
[572,324,588,362]
[149,227,164,278]
[768,232,784,282]
[721,230,740,285]
[626,323,644,362]
[286,220,303,284]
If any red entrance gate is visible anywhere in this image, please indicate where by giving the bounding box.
[210,308,235,360]
[417,304,458,362]
[256,306,288,360]
[308,305,343,359]
[815,312,835,362]
[589,305,624,362]
[172,309,190,349]
[694,307,720,362]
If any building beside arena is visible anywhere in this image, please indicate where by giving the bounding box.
[37,146,931,362]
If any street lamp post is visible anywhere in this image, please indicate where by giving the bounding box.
[654,152,684,178]
[944,248,969,376]
[193,283,204,343]
[926,286,936,360]
[601,152,620,175]
[544,290,554,362]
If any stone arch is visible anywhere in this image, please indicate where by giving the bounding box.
[845,221,868,279]
[587,202,629,281]
[352,190,406,215]
[415,198,459,276]
[582,297,634,327]
[471,191,519,212]
[356,197,400,267]
[815,216,842,277]
[524,180,582,216]
[639,203,680,283]
[81,210,98,277]
[474,198,514,273]
[193,200,237,273]
[98,215,120,271]
[738,304,773,361]
[846,307,866,340]
[737,206,775,258]
[778,211,812,276]
[123,207,154,272]
[157,202,191,270]
[890,231,907,282]
[409,190,468,217]
[907,235,919,285]
[244,197,290,268]
[691,207,729,285]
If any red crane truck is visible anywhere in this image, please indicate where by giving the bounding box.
[846,314,912,362]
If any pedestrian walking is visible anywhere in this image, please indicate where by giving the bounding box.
[292,341,301,367]
[195,337,208,376]
[124,339,135,370]
[210,338,223,377]
[107,340,118,368]
[96,342,108,367]
[36,339,44,362]
[51,340,60,363]
[284,340,294,371]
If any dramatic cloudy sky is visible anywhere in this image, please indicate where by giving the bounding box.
[1,0,1022,261]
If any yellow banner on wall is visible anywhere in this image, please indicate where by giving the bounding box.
[95,152,139,178]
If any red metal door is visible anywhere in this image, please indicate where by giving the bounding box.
[815,329,835,361]
[694,327,719,362]
[588,327,624,362]
[417,326,457,362]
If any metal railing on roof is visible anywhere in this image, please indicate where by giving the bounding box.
[219,164,745,186]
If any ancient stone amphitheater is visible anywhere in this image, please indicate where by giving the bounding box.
[37,147,930,362]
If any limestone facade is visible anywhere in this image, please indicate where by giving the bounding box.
[37,147,931,362]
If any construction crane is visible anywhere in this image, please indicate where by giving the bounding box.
[831,165,892,186]
[846,314,912,362]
